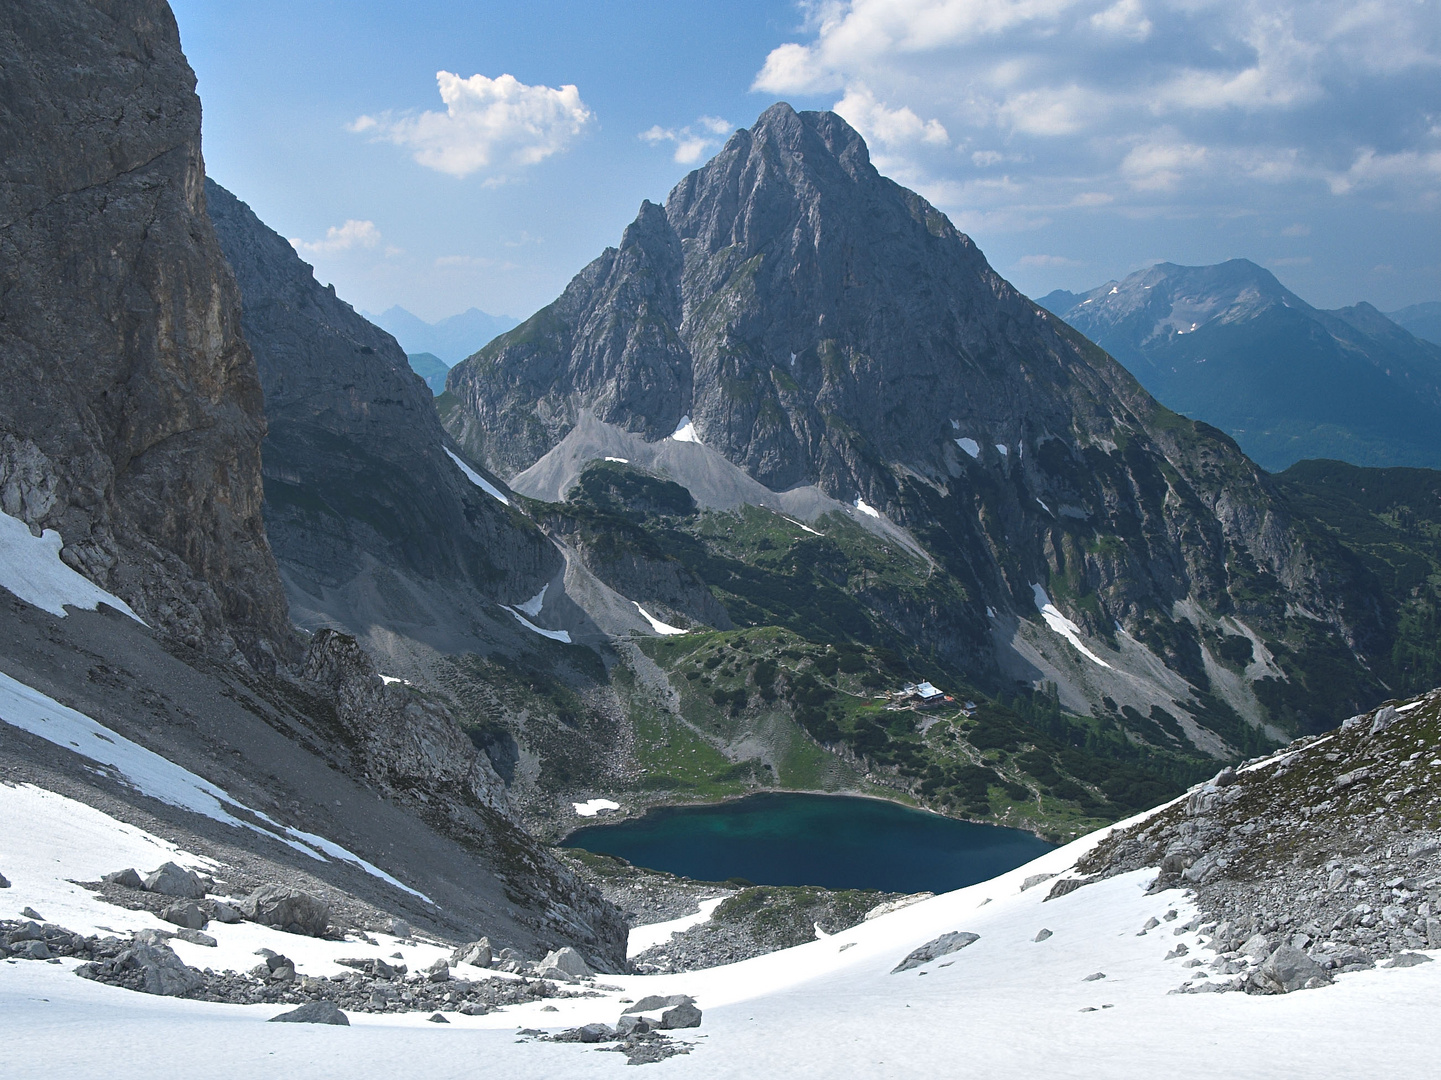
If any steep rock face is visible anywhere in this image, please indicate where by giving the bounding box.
[1039,261,1441,470]
[206,181,561,625]
[300,628,508,804]
[446,104,1386,736]
[0,0,292,665]
[445,200,691,475]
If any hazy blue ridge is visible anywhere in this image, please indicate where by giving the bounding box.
[1388,302,1441,347]
[1039,260,1441,472]
[372,305,520,364]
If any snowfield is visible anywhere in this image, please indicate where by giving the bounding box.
[4,776,1439,1077]
[0,509,142,622]
[443,447,511,506]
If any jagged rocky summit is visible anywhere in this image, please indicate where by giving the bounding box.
[445,103,1386,741]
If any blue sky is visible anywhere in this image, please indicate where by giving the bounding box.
[172,0,1440,323]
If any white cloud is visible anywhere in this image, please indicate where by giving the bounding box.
[1090,0,1151,40]
[749,0,1441,223]
[640,116,735,164]
[353,72,591,179]
[290,219,382,256]
[834,85,948,147]
[1018,253,1086,268]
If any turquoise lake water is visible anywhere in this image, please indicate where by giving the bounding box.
[562,792,1054,894]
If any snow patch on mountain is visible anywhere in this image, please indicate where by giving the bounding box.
[1032,584,1112,669]
[443,447,511,506]
[0,510,142,623]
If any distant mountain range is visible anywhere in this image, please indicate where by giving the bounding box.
[1038,261,1441,472]
[1388,301,1441,346]
[370,305,519,365]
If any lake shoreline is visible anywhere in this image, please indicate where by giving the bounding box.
[559,790,1055,895]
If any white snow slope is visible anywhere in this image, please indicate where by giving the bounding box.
[3,779,1438,1077]
[0,509,142,622]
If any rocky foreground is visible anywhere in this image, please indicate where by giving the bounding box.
[1074,689,1441,993]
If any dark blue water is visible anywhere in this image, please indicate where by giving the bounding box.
[562,792,1053,894]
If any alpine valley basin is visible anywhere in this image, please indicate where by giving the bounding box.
[561,792,1054,894]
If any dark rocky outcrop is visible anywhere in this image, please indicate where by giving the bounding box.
[0,0,293,666]
[445,103,1387,736]
[205,180,561,636]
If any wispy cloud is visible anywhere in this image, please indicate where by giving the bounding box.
[640,116,734,164]
[290,219,383,256]
[353,72,591,180]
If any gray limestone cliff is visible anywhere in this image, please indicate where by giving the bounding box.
[0,0,293,666]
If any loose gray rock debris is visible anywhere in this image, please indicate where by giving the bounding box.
[143,863,206,900]
[1249,945,1331,994]
[269,1001,350,1026]
[892,931,980,973]
[1078,691,1441,995]
[240,884,330,937]
[89,941,205,997]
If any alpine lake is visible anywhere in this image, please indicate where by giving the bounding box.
[561,792,1054,894]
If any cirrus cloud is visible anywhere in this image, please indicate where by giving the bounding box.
[352,72,592,179]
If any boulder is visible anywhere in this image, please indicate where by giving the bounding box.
[1021,873,1056,891]
[269,1001,349,1025]
[1386,952,1433,969]
[891,931,980,973]
[1033,928,1053,942]
[160,901,208,931]
[575,1023,614,1043]
[387,918,412,938]
[103,868,145,890]
[426,958,451,982]
[427,1013,449,1023]
[143,863,206,900]
[451,938,492,968]
[173,928,217,947]
[623,994,695,1015]
[1249,945,1331,994]
[660,1002,702,1029]
[240,884,329,937]
[1240,933,1274,960]
[6,921,44,945]
[114,942,204,996]
[539,946,592,978]
[17,939,52,960]
[20,906,43,921]
[0,871,10,888]
[207,900,243,924]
